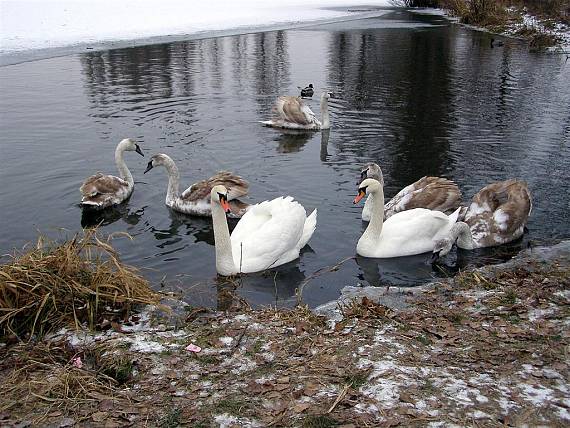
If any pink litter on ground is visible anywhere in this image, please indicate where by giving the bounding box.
[72,356,83,368]
[186,343,202,353]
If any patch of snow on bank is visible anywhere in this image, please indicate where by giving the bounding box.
[505,8,570,50]
[214,413,261,428]
[0,0,392,54]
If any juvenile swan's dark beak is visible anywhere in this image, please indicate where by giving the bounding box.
[430,251,441,264]
[144,161,153,174]
[135,145,144,157]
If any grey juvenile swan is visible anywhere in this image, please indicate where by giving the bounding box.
[80,138,144,209]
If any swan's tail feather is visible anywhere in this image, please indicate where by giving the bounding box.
[298,209,317,250]
[457,206,469,222]
[449,206,462,223]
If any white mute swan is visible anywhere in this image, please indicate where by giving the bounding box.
[144,153,250,218]
[260,91,333,130]
[354,178,461,258]
[431,179,532,262]
[210,185,317,276]
[360,163,462,221]
[80,138,144,209]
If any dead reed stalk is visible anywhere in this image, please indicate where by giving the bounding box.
[0,229,161,340]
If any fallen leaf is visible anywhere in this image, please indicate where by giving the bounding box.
[92,412,108,422]
[292,402,311,413]
[99,399,115,412]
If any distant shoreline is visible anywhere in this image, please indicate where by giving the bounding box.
[0,8,390,67]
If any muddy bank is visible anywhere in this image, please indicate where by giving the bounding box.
[1,241,568,427]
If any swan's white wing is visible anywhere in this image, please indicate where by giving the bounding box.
[230,197,306,272]
[373,209,456,256]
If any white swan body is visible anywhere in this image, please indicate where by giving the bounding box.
[211,185,317,276]
[260,92,332,130]
[432,179,532,259]
[355,178,460,258]
[360,163,462,221]
[144,154,250,218]
[80,138,144,209]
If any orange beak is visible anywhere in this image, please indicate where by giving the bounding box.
[220,196,231,213]
[353,189,366,204]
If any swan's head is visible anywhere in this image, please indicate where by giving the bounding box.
[430,238,454,263]
[359,162,383,186]
[354,178,381,204]
[144,153,172,173]
[120,138,144,157]
[321,91,335,100]
[211,185,231,213]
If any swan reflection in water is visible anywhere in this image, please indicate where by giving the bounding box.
[271,128,330,156]
[355,253,445,288]
[215,259,308,310]
[355,238,528,288]
[80,202,145,228]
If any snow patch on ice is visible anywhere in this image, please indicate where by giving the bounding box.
[0,0,392,55]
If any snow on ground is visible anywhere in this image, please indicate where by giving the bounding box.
[0,0,391,55]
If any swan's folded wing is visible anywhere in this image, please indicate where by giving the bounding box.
[378,209,454,252]
[80,173,128,198]
[181,171,249,201]
[230,197,306,271]
[385,177,461,216]
[384,208,450,236]
[276,96,315,125]
[470,179,532,236]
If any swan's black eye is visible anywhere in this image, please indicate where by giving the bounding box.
[217,192,227,201]
[360,168,369,180]
[358,186,368,194]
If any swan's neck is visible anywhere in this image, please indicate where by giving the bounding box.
[362,187,385,241]
[211,202,238,276]
[115,144,133,186]
[320,96,330,130]
[451,222,476,249]
[162,158,181,205]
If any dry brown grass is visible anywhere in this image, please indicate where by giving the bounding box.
[0,340,131,424]
[0,229,161,340]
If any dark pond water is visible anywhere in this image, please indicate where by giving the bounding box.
[1,10,569,309]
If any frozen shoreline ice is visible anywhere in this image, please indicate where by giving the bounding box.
[0,0,391,65]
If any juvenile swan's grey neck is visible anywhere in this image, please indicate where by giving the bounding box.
[320,94,330,130]
[115,142,133,186]
[211,199,237,276]
[451,222,477,250]
[161,157,181,205]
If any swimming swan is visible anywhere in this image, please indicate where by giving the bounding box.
[80,138,144,209]
[431,179,532,262]
[360,163,462,221]
[210,185,317,276]
[354,178,461,258]
[144,153,249,218]
[261,92,333,130]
